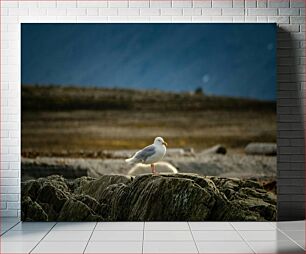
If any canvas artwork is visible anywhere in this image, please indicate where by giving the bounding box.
[21,23,277,221]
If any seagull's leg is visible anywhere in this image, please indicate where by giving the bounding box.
[152,164,159,176]
[151,164,155,175]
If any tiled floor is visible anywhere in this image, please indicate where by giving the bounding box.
[0,218,304,253]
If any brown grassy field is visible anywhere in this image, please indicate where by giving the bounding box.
[22,85,276,156]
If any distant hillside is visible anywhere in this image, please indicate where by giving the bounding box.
[22,85,276,112]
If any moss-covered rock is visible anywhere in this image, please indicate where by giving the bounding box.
[21,196,48,221]
[209,176,276,221]
[21,173,276,221]
[118,174,217,221]
[58,198,103,221]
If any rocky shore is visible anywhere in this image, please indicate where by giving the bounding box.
[22,173,276,222]
[22,145,276,180]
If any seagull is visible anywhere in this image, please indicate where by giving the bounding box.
[125,137,168,175]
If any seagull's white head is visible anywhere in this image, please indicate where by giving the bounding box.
[154,137,168,147]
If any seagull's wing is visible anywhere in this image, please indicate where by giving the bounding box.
[134,144,156,163]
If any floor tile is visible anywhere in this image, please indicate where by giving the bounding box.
[249,240,304,253]
[1,217,21,223]
[276,221,305,231]
[144,230,193,241]
[189,222,234,231]
[197,241,253,253]
[85,241,142,253]
[32,241,87,253]
[1,222,21,234]
[281,230,305,249]
[143,241,198,253]
[0,241,37,253]
[52,222,96,231]
[282,230,305,241]
[1,229,8,235]
[90,230,143,241]
[296,241,305,250]
[192,230,243,241]
[239,230,291,241]
[11,222,55,231]
[145,222,190,230]
[1,224,19,235]
[1,221,20,228]
[42,230,92,242]
[95,222,144,231]
[231,222,276,231]
[1,230,47,242]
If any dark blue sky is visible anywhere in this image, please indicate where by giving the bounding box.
[22,23,276,101]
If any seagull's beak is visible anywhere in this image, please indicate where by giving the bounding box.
[162,141,168,147]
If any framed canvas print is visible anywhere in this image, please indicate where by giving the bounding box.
[21,23,276,221]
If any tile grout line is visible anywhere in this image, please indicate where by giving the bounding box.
[228,222,237,231]
[276,227,305,251]
[29,222,57,254]
[83,222,97,254]
[269,221,277,229]
[0,220,20,236]
[229,222,256,254]
[187,221,200,254]
[142,222,145,254]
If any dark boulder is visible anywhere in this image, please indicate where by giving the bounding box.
[200,145,227,155]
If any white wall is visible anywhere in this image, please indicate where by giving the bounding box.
[1,0,305,219]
